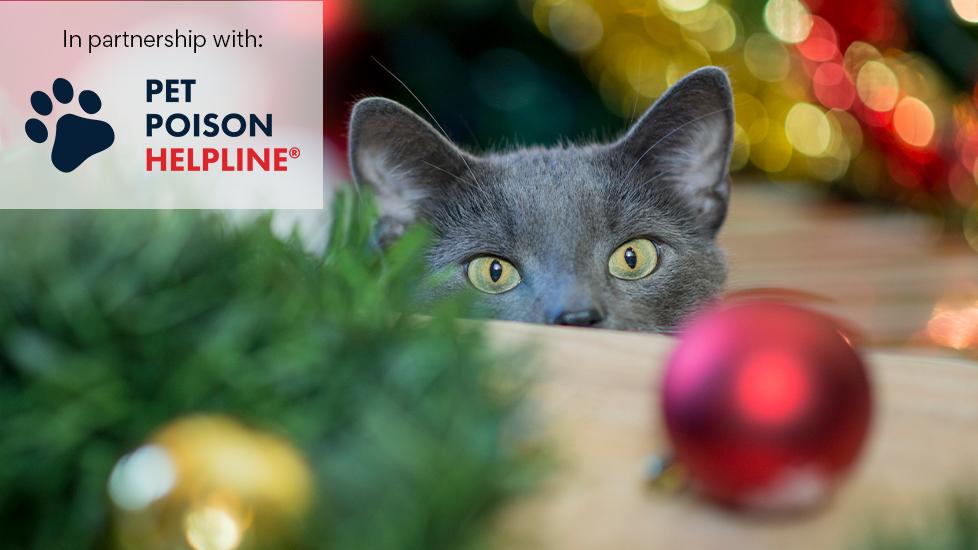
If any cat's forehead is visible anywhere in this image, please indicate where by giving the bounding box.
[470,145,690,244]
[485,146,609,193]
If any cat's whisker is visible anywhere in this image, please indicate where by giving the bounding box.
[422,160,469,185]
[458,115,483,152]
[371,56,486,190]
[621,107,730,184]
[628,92,641,125]
[637,170,669,188]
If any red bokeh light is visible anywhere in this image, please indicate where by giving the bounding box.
[812,62,855,109]
[797,16,839,62]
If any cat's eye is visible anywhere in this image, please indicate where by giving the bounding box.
[466,256,521,294]
[608,238,658,280]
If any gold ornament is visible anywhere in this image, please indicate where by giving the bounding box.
[109,415,313,550]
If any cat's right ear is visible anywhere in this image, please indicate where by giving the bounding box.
[609,67,734,237]
[348,97,476,246]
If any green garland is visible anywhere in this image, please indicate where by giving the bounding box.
[858,492,978,550]
[0,191,539,550]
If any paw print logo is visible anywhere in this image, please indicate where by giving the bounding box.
[25,78,115,173]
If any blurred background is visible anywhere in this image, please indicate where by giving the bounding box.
[326,0,978,355]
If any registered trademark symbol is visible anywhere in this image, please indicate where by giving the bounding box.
[289,147,301,159]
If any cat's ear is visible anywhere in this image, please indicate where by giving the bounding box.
[348,97,477,245]
[611,67,734,236]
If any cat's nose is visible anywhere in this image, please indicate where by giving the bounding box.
[552,308,604,327]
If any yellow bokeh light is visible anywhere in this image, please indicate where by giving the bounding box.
[185,505,244,550]
[831,108,864,156]
[532,0,564,35]
[823,110,851,159]
[763,0,813,44]
[808,111,851,181]
[808,155,850,182]
[893,54,942,104]
[549,0,604,52]
[751,121,793,173]
[664,40,711,86]
[643,12,686,48]
[683,4,738,52]
[744,33,790,82]
[596,31,644,76]
[731,123,750,171]
[893,96,936,147]
[617,0,655,13]
[950,0,978,23]
[660,0,709,12]
[626,45,669,98]
[965,203,978,253]
[856,60,900,112]
[735,93,770,145]
[843,41,882,74]
[785,102,832,156]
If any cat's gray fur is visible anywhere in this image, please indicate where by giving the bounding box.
[348,67,734,332]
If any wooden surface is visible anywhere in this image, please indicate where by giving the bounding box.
[490,322,978,550]
[490,185,978,549]
[719,184,978,348]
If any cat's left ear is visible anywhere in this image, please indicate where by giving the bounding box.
[610,67,734,236]
[348,97,478,246]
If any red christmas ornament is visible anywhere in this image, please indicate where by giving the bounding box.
[661,302,872,510]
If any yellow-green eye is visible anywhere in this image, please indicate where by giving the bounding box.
[608,238,658,280]
[466,256,521,294]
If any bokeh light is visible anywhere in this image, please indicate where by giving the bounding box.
[184,505,244,550]
[731,123,751,170]
[843,41,883,76]
[744,33,791,82]
[752,121,793,173]
[682,5,738,53]
[735,93,771,146]
[786,102,832,156]
[109,445,177,512]
[626,44,669,99]
[548,0,603,52]
[660,0,709,13]
[665,40,711,85]
[966,203,978,252]
[764,0,813,44]
[856,60,900,112]
[927,298,978,351]
[950,0,978,24]
[832,109,864,157]
[797,16,838,62]
[813,62,856,109]
[809,110,852,181]
[524,0,978,254]
[893,96,936,148]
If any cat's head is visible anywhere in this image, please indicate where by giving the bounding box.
[348,67,734,332]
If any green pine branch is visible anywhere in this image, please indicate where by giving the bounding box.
[0,190,541,550]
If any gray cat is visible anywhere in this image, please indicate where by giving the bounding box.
[348,66,734,332]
